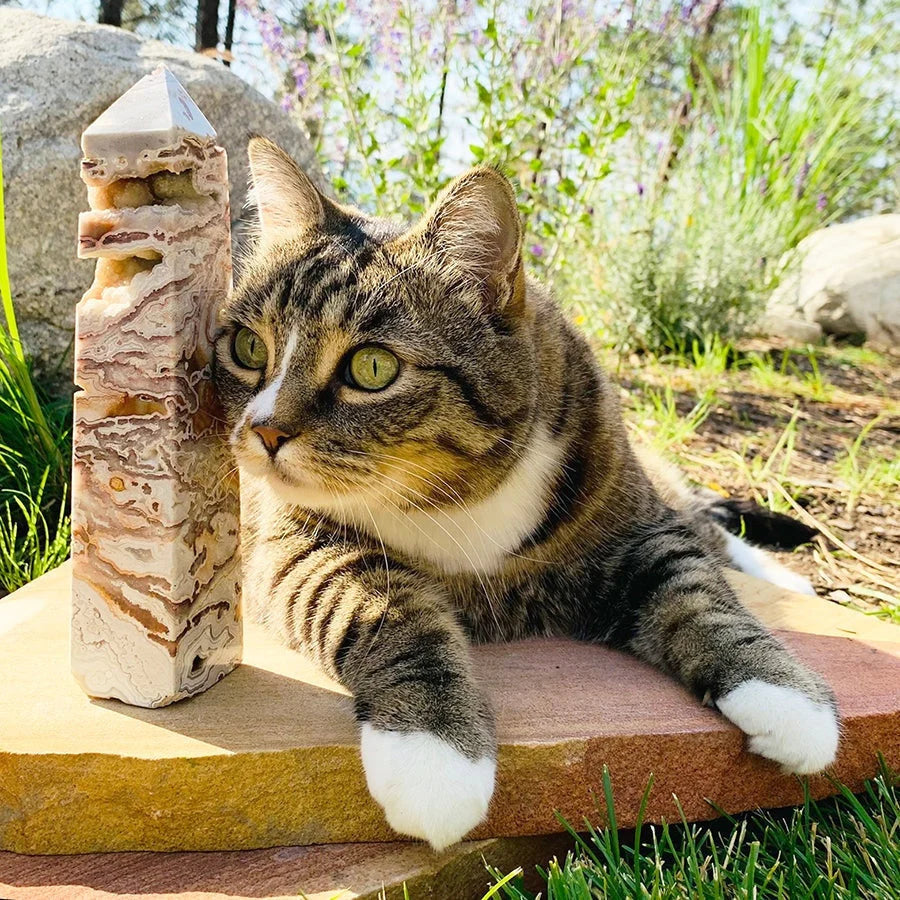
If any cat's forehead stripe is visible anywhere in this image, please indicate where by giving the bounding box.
[279,239,380,326]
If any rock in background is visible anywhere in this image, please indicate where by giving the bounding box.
[763,215,900,348]
[0,9,323,391]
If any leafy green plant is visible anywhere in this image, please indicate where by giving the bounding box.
[718,5,892,240]
[578,4,894,353]
[0,128,72,593]
[246,0,646,262]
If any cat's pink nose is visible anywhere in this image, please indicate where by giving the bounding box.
[252,424,290,455]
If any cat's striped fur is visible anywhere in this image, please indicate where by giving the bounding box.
[213,138,838,850]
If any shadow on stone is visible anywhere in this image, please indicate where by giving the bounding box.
[93,662,357,753]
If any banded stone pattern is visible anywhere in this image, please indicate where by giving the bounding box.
[71,96,241,707]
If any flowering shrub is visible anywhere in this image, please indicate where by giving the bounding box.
[239,0,896,352]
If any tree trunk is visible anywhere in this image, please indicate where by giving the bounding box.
[98,0,125,27]
[654,0,724,188]
[195,0,220,53]
[223,0,237,66]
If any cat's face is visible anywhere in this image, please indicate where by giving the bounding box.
[214,138,536,514]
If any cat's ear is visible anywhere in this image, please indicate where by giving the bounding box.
[408,167,523,309]
[247,136,327,246]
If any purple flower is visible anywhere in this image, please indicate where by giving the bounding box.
[681,0,701,21]
[530,243,545,257]
[652,9,673,33]
[817,193,828,212]
[292,60,310,95]
[637,182,645,196]
[795,159,811,199]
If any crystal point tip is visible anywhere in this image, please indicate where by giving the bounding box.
[82,67,216,160]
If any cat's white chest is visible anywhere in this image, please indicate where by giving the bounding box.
[341,425,563,576]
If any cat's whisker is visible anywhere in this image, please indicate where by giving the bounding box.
[368,480,503,634]
[365,474,502,631]
[351,449,554,566]
[492,431,571,471]
[356,492,394,665]
[343,448,468,505]
[211,465,239,493]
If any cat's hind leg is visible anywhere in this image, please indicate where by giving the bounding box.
[609,514,839,773]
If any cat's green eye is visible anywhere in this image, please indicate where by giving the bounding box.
[347,346,400,391]
[232,327,268,370]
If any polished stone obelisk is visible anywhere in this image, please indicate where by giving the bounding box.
[71,67,242,707]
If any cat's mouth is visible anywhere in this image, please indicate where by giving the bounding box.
[240,443,329,488]
[235,428,376,505]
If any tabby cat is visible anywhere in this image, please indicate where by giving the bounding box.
[213,138,839,851]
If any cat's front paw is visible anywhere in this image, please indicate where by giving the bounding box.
[360,724,496,851]
[717,679,839,774]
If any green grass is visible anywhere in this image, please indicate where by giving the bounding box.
[742,349,835,404]
[723,411,805,516]
[611,339,898,622]
[480,764,899,900]
[837,416,900,516]
[0,128,72,595]
[629,383,715,453]
[827,346,891,370]
[0,464,70,590]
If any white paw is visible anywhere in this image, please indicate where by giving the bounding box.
[717,679,839,774]
[360,724,496,851]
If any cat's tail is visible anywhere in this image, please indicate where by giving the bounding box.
[635,444,817,549]
[634,444,818,595]
[705,496,819,596]
[705,497,818,550]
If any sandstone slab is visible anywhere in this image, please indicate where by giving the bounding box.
[0,9,322,389]
[0,563,897,854]
[0,834,573,900]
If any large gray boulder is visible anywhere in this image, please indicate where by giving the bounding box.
[1,9,322,389]
[763,215,900,347]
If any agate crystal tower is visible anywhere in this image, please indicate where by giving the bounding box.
[71,68,242,707]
